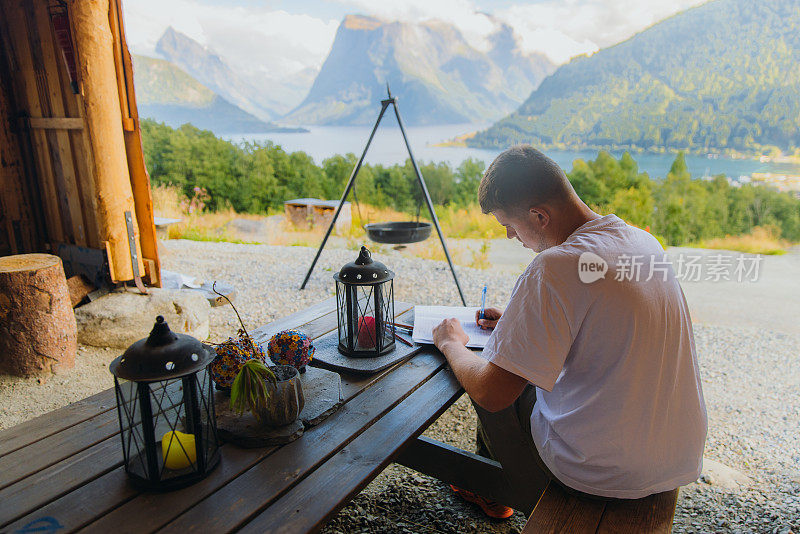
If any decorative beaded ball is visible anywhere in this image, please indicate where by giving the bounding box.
[267,330,315,373]
[209,331,266,389]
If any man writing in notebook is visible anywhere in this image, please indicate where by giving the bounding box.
[432,145,707,518]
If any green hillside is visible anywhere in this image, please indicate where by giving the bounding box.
[469,0,800,155]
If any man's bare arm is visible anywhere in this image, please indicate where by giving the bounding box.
[434,319,528,412]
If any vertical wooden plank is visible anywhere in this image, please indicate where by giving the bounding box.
[21,0,78,245]
[72,124,102,249]
[46,1,102,250]
[109,0,161,285]
[106,0,131,130]
[31,0,87,246]
[4,0,65,245]
[0,9,38,254]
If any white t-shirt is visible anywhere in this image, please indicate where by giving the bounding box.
[482,214,707,499]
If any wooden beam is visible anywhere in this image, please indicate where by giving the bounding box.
[109,0,160,286]
[394,435,535,512]
[28,117,83,129]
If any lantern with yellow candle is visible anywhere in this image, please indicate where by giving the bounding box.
[110,316,221,490]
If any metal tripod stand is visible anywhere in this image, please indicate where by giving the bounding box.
[299,87,467,306]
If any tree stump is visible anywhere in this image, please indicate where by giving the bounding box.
[0,254,77,376]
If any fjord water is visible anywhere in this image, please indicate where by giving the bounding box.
[227,123,800,180]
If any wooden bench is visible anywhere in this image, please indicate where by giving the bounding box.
[396,436,679,534]
[522,483,679,533]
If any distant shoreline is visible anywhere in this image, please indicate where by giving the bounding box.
[434,128,800,164]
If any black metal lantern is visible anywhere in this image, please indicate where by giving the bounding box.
[334,246,396,357]
[109,316,220,490]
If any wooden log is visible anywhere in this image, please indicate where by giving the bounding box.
[69,0,143,282]
[0,253,77,376]
[65,274,94,307]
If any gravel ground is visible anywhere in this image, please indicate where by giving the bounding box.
[1,238,799,532]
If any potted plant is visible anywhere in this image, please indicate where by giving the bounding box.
[230,359,304,427]
[208,282,305,428]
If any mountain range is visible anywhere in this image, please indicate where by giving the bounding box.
[155,27,315,121]
[132,55,305,133]
[469,0,800,154]
[282,15,555,126]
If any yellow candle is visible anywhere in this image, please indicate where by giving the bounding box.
[161,430,197,470]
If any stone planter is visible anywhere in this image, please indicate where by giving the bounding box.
[256,365,305,427]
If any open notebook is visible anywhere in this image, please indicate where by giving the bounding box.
[411,306,492,349]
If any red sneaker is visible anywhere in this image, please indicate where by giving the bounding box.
[450,484,514,519]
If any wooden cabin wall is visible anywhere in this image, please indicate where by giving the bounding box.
[0,0,101,250]
[0,0,160,285]
[0,33,42,256]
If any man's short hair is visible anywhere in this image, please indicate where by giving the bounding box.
[478,145,574,214]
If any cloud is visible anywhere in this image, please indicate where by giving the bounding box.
[122,0,339,79]
[122,0,710,81]
[495,0,707,63]
[337,0,497,51]
[337,0,707,64]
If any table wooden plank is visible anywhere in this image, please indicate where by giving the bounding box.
[0,437,123,530]
[0,383,190,526]
[521,482,606,534]
[0,409,120,491]
[251,297,336,345]
[147,353,448,534]
[596,489,679,534]
[0,383,117,459]
[237,367,463,534]
[0,379,187,493]
[2,443,281,534]
[3,468,138,534]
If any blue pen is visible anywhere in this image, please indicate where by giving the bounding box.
[479,284,487,329]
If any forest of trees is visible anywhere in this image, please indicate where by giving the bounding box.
[141,119,800,246]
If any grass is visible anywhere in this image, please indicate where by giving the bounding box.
[690,226,791,255]
[153,184,796,263]
[152,184,504,244]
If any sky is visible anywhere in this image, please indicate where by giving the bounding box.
[122,0,707,80]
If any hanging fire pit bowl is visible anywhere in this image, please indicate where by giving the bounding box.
[364,221,432,244]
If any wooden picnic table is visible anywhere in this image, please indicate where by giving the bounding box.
[0,299,464,533]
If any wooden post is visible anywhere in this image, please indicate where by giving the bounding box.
[69,0,143,282]
[0,254,77,376]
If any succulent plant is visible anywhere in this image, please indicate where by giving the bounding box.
[229,359,277,417]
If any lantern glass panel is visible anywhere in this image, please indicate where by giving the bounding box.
[354,284,377,352]
[115,378,149,478]
[114,371,220,489]
[336,283,348,346]
[380,281,395,349]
